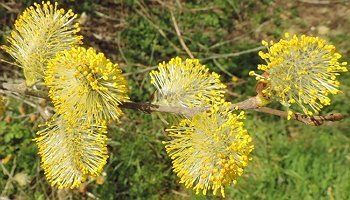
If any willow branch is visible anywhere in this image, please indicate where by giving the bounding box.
[0,82,48,99]
[254,107,345,126]
[0,82,345,126]
[120,102,204,116]
[0,82,51,120]
[202,46,266,61]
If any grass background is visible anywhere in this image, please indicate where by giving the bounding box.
[0,0,350,199]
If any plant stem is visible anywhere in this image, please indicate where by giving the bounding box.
[0,81,345,126]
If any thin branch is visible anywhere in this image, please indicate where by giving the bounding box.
[298,0,343,4]
[120,102,204,117]
[254,107,345,126]
[133,7,182,53]
[1,83,52,120]
[0,82,345,126]
[122,97,262,116]
[212,58,235,77]
[116,32,131,66]
[225,89,240,98]
[123,65,158,77]
[0,58,21,68]
[231,96,262,109]
[170,11,194,58]
[0,157,17,196]
[5,92,37,108]
[0,82,47,99]
[37,105,52,121]
[202,46,266,61]
[0,2,19,13]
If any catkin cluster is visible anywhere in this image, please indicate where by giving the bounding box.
[250,33,348,118]
[2,1,347,197]
[1,1,82,86]
[2,1,128,189]
[150,58,253,196]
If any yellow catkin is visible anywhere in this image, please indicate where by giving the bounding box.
[45,47,129,125]
[150,57,226,108]
[1,1,82,86]
[34,115,108,189]
[250,34,348,116]
[164,102,254,197]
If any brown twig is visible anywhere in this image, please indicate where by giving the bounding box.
[123,65,158,77]
[0,82,345,126]
[212,58,235,77]
[0,82,52,120]
[231,96,263,110]
[0,157,16,196]
[225,89,240,98]
[37,106,51,121]
[120,102,204,117]
[133,6,181,53]
[298,0,341,4]
[0,58,21,68]
[0,82,47,99]
[0,2,19,13]
[170,11,194,58]
[254,107,345,126]
[202,46,266,61]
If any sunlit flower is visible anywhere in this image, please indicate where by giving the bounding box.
[250,34,348,116]
[45,47,129,124]
[164,102,253,197]
[35,115,108,189]
[150,57,226,108]
[1,1,82,86]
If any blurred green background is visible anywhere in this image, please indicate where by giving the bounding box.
[0,0,350,199]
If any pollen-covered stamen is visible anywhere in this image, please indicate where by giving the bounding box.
[164,102,254,197]
[35,115,108,189]
[45,47,129,124]
[251,34,348,115]
[1,1,82,86]
[150,57,226,108]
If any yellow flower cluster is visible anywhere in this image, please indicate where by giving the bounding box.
[1,1,129,189]
[250,34,348,116]
[1,1,82,86]
[2,1,255,193]
[10,1,348,195]
[150,57,226,108]
[152,57,254,196]
[164,102,253,197]
[42,47,128,188]
[45,47,129,125]
[35,115,108,189]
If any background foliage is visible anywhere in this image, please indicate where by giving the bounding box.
[0,0,349,199]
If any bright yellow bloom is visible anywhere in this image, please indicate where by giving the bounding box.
[35,115,108,189]
[45,47,129,124]
[164,102,253,197]
[1,1,82,86]
[150,57,226,108]
[250,34,348,115]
